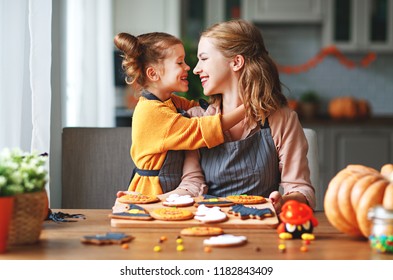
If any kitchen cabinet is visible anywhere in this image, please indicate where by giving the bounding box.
[241,0,323,23]
[303,120,393,211]
[322,0,393,52]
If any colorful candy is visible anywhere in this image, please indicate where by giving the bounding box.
[153,245,161,252]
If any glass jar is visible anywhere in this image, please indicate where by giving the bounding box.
[368,205,393,254]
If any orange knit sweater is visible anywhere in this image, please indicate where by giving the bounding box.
[128,94,224,195]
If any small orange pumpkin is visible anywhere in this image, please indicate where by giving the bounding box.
[328,97,371,120]
[324,163,393,238]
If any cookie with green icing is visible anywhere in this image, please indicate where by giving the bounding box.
[194,194,234,207]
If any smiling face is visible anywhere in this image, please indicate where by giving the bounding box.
[156,43,190,98]
[193,37,233,96]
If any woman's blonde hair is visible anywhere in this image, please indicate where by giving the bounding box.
[201,19,287,125]
[114,32,182,90]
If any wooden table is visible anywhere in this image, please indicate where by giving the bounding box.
[0,209,392,260]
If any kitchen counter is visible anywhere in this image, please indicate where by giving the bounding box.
[300,115,393,127]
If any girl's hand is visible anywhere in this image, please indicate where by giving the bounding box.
[116,190,140,198]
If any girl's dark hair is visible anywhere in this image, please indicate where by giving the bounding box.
[114,32,182,88]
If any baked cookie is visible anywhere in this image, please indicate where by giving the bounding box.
[228,204,273,220]
[203,234,247,247]
[194,195,234,207]
[162,194,195,207]
[112,202,131,213]
[150,207,194,221]
[180,226,224,236]
[81,232,134,245]
[226,195,267,204]
[118,193,160,204]
[109,204,153,220]
[194,204,228,223]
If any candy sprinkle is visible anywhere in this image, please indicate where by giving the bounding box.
[160,235,167,242]
[204,246,212,253]
[121,243,129,249]
[176,244,185,252]
[153,245,161,252]
[278,243,286,252]
[300,245,308,252]
[176,238,183,244]
[302,239,311,245]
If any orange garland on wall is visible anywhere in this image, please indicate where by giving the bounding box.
[277,45,377,74]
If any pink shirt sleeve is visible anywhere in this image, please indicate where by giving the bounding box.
[176,150,208,196]
[179,105,315,209]
[173,106,210,196]
[269,107,316,209]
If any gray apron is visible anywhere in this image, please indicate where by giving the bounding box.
[200,120,279,197]
[130,90,188,193]
[157,150,184,193]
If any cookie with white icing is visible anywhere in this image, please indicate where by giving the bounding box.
[203,234,247,247]
[162,194,195,207]
[194,204,228,223]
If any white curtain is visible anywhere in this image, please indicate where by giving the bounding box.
[0,0,51,153]
[64,0,115,127]
[0,0,52,192]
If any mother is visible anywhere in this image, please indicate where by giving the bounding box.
[181,19,316,212]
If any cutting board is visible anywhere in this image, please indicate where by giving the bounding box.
[110,197,279,229]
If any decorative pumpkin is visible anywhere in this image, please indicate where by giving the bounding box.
[356,99,371,119]
[328,97,371,120]
[324,163,393,238]
[287,99,299,112]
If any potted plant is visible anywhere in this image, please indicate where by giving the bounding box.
[299,90,320,119]
[0,148,49,248]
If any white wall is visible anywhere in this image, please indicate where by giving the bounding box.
[51,0,182,208]
[113,0,180,36]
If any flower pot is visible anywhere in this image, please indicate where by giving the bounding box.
[300,102,319,119]
[7,190,48,246]
[0,196,14,253]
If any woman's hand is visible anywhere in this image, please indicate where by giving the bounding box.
[269,191,310,214]
[269,191,283,214]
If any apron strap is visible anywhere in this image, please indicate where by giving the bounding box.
[128,90,189,185]
[142,91,191,118]
[128,167,160,186]
[261,118,270,129]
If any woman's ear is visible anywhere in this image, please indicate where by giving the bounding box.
[231,55,245,72]
[146,66,159,81]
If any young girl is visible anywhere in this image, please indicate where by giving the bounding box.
[114,32,244,196]
[179,19,316,213]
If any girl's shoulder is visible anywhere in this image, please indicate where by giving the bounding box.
[171,94,198,110]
